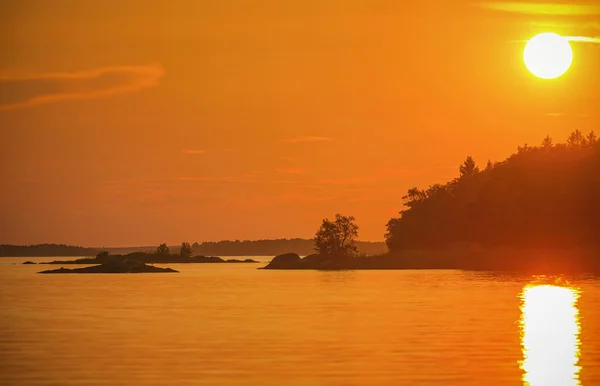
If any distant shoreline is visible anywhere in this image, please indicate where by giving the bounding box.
[0,240,387,257]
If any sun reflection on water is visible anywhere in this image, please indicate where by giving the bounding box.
[520,284,581,386]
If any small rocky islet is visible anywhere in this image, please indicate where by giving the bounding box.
[41,253,258,265]
[37,252,259,274]
[38,259,178,274]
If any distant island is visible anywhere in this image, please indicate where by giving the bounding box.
[36,245,261,274]
[40,248,259,265]
[39,259,178,274]
[264,131,600,274]
[1,239,386,257]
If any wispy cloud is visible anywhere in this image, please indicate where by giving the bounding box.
[275,168,307,174]
[532,20,600,31]
[283,136,333,143]
[0,64,164,111]
[476,2,600,16]
[181,149,206,155]
[566,36,600,43]
[270,192,341,203]
[105,174,258,185]
[171,176,247,182]
[317,176,380,185]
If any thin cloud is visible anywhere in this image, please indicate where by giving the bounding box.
[566,36,600,43]
[531,20,600,31]
[283,136,333,143]
[317,176,380,185]
[171,176,240,182]
[0,64,164,111]
[182,149,207,155]
[275,168,307,174]
[512,34,600,44]
[476,2,600,16]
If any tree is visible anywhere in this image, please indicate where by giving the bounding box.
[567,129,586,148]
[587,131,597,146]
[403,187,427,209]
[314,214,359,256]
[459,156,479,177]
[180,242,193,259]
[541,135,553,149]
[156,243,170,256]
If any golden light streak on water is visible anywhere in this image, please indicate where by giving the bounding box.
[520,284,581,386]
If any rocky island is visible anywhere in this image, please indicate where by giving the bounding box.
[262,249,600,274]
[41,251,259,265]
[38,259,178,274]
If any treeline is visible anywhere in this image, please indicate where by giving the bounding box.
[0,244,99,257]
[385,130,600,252]
[190,238,386,256]
[1,239,387,257]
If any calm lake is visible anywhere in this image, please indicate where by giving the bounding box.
[1,256,599,385]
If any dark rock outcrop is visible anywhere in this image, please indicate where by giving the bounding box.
[262,253,353,270]
[38,260,178,274]
[22,261,37,264]
[263,253,301,269]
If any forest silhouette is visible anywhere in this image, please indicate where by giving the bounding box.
[264,130,600,273]
[385,130,599,252]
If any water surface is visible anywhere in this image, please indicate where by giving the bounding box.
[1,257,599,385]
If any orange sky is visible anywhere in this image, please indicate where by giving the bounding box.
[1,0,599,246]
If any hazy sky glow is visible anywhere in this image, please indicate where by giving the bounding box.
[1,0,599,246]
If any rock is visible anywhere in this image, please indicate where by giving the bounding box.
[38,260,178,274]
[22,261,37,264]
[262,253,301,269]
[262,253,354,270]
[194,256,225,263]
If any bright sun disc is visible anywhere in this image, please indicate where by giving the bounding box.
[524,33,573,79]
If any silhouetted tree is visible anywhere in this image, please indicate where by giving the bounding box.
[180,242,193,259]
[156,243,170,256]
[459,156,479,177]
[541,135,553,149]
[314,214,359,256]
[568,129,586,148]
[587,131,598,146]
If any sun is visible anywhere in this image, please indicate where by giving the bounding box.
[524,33,573,79]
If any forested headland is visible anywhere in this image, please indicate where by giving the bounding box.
[385,130,599,251]
[265,131,600,273]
